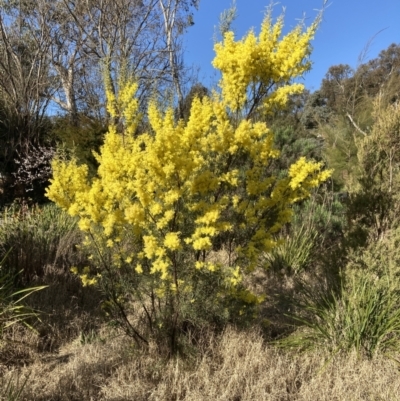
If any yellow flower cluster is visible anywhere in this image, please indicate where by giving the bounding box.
[104,70,141,136]
[288,157,333,201]
[213,8,319,113]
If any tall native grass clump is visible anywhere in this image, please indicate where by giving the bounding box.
[262,222,318,275]
[0,203,79,281]
[280,271,400,357]
[280,230,400,358]
[46,7,331,354]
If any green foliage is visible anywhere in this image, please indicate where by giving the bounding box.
[267,91,311,132]
[346,227,400,283]
[279,269,400,358]
[0,253,44,401]
[318,43,400,118]
[356,43,400,104]
[320,64,356,114]
[300,90,332,129]
[346,97,400,247]
[314,45,400,193]
[264,191,346,277]
[262,223,318,276]
[272,125,324,174]
[279,68,400,358]
[50,115,107,174]
[0,203,79,282]
[318,115,361,189]
[294,193,346,249]
[280,224,400,358]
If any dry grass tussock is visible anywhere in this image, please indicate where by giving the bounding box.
[2,327,400,401]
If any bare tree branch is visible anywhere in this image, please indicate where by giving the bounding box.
[346,112,368,136]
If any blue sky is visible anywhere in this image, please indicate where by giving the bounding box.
[183,0,400,92]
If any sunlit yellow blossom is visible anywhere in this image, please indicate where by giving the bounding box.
[80,274,98,287]
[212,7,319,115]
[151,258,170,279]
[207,263,217,272]
[143,235,159,259]
[192,236,212,251]
[228,266,242,286]
[125,203,145,224]
[70,266,78,274]
[164,232,181,251]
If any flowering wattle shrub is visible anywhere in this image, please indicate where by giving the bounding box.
[46,8,331,352]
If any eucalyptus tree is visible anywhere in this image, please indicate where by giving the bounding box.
[159,0,199,119]
[0,0,199,201]
[33,0,198,125]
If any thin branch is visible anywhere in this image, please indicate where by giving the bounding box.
[346,113,368,136]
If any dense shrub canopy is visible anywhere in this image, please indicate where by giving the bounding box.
[46,9,330,350]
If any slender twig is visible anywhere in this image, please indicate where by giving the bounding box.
[346,113,367,136]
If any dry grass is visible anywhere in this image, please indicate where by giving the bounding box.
[1,207,400,400]
[2,326,400,401]
[2,260,398,401]
[0,264,104,370]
